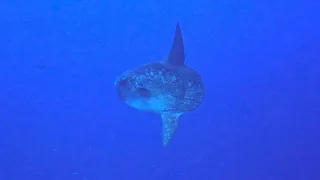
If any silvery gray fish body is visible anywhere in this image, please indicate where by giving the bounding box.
[115,23,205,146]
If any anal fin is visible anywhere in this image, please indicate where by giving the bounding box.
[161,112,182,146]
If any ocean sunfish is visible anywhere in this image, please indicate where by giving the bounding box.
[114,23,205,146]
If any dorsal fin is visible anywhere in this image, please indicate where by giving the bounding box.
[165,23,185,66]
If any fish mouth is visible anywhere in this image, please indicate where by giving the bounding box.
[117,88,126,100]
[115,79,128,100]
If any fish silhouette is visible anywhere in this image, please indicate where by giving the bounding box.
[115,23,205,146]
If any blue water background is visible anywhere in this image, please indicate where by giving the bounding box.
[0,0,319,179]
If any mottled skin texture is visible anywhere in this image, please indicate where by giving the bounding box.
[115,62,204,114]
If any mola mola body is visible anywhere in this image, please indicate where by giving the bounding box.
[115,23,205,146]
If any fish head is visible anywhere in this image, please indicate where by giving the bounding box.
[115,68,151,109]
[115,63,184,113]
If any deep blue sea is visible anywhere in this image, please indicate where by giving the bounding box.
[0,0,319,180]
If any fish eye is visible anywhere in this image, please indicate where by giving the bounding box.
[137,87,150,98]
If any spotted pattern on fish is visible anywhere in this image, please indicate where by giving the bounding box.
[115,62,204,114]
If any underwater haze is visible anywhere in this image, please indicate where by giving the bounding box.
[0,0,320,180]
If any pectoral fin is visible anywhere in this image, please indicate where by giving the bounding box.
[161,112,182,146]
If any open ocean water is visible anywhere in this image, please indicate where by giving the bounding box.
[0,0,319,180]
